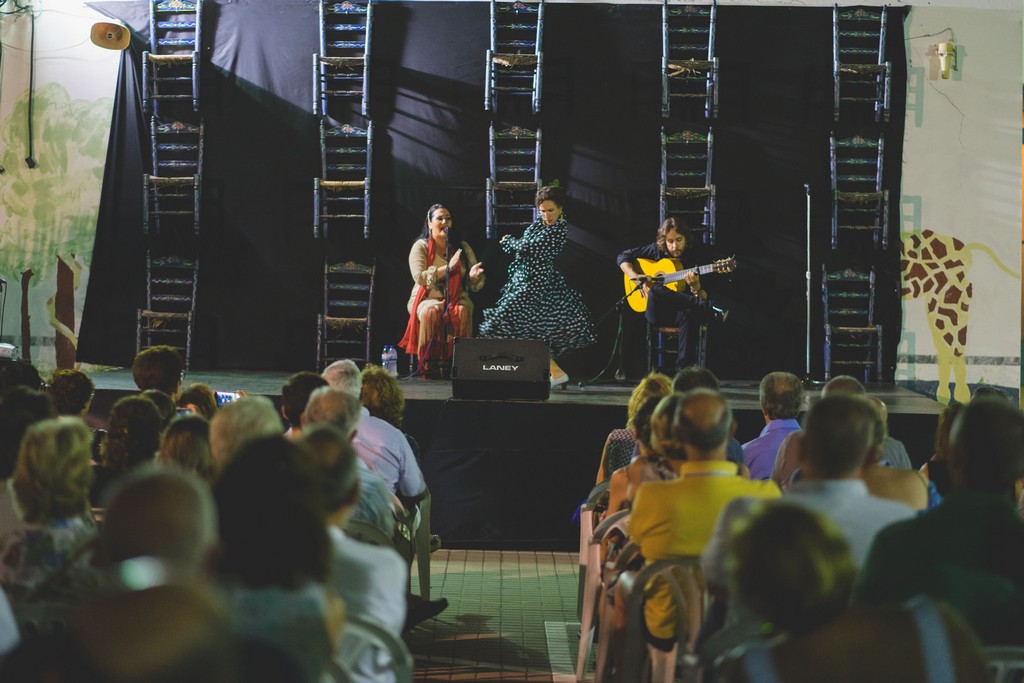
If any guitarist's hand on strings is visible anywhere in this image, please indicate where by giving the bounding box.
[684,272,707,299]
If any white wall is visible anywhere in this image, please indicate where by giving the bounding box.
[0,0,120,371]
[896,6,1022,402]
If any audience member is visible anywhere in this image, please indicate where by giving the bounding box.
[178,382,218,420]
[281,371,328,440]
[95,465,220,583]
[305,423,418,681]
[743,372,803,480]
[142,388,177,431]
[920,402,963,496]
[0,589,17,659]
[0,388,56,542]
[46,369,94,417]
[672,366,744,466]
[720,504,988,683]
[214,436,343,683]
[303,391,398,539]
[605,394,675,516]
[627,390,780,648]
[701,395,916,661]
[859,404,929,510]
[0,360,42,398]
[867,396,912,470]
[361,364,422,462]
[973,384,1010,401]
[771,375,911,490]
[321,360,426,503]
[93,395,163,505]
[159,414,216,482]
[854,397,1024,644]
[208,395,282,470]
[0,418,100,610]
[596,372,672,483]
[132,345,185,399]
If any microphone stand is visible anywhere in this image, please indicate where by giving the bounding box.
[435,228,453,379]
[579,278,648,387]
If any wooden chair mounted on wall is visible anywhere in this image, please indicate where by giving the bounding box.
[822,265,883,382]
[662,0,718,120]
[833,5,891,123]
[485,0,545,114]
[487,124,541,238]
[315,0,374,117]
[142,0,202,114]
[317,260,374,370]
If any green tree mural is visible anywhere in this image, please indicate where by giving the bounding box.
[0,82,112,367]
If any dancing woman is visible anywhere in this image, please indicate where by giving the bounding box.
[480,186,596,384]
[399,204,485,373]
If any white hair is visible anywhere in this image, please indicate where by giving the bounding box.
[321,359,362,397]
[208,395,282,466]
[303,387,361,439]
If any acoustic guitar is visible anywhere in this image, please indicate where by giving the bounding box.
[624,257,737,313]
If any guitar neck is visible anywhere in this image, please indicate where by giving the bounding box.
[660,263,717,284]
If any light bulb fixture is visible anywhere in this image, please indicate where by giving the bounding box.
[936,41,957,80]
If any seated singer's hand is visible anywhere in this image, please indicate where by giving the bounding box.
[470,262,484,279]
[448,249,463,271]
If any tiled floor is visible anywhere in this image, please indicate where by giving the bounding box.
[407,550,583,682]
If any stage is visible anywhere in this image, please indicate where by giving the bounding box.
[89,369,945,550]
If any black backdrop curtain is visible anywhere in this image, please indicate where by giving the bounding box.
[79,1,907,380]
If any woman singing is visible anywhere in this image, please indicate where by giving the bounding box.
[480,186,596,385]
[399,204,485,373]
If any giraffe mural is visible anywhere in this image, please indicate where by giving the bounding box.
[901,229,1020,404]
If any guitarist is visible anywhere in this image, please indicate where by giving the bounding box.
[617,218,727,371]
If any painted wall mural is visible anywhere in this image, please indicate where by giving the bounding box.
[0,82,111,369]
[901,229,1021,404]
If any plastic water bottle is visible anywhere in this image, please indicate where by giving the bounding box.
[385,345,399,377]
[381,345,391,372]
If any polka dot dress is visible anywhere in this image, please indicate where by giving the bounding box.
[480,216,597,358]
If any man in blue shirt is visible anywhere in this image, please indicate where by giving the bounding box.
[743,371,803,480]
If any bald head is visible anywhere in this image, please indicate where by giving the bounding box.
[821,375,865,398]
[652,389,733,460]
[98,467,219,581]
[759,372,804,420]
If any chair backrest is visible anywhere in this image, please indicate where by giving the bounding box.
[149,0,201,56]
[988,646,1024,683]
[617,555,706,677]
[343,519,395,549]
[822,265,875,327]
[329,614,413,683]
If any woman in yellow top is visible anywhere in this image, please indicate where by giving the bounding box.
[399,204,485,374]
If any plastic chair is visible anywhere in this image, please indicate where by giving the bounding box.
[577,508,629,681]
[987,646,1024,683]
[343,518,395,549]
[394,490,432,600]
[578,480,610,620]
[329,613,413,683]
[594,544,705,683]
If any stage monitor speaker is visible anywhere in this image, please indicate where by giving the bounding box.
[451,337,550,400]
